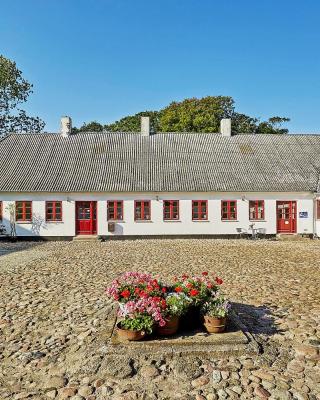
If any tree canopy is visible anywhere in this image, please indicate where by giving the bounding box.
[0,55,45,136]
[75,96,290,134]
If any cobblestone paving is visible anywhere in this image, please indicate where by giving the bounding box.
[0,239,319,400]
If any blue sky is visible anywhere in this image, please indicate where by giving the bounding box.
[1,0,320,132]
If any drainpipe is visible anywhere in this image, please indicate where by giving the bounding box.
[313,193,318,239]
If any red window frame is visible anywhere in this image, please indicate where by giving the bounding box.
[15,201,32,222]
[0,201,2,222]
[221,200,237,220]
[317,200,320,220]
[134,200,151,221]
[46,201,63,222]
[249,200,265,220]
[192,200,208,221]
[163,200,179,221]
[107,200,124,221]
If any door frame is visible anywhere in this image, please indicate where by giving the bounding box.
[276,200,297,234]
[75,201,97,235]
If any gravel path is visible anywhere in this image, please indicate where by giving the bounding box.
[0,239,319,400]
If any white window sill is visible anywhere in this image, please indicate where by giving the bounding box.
[221,220,239,222]
[249,220,267,222]
[16,221,32,224]
[108,220,125,223]
[192,220,210,222]
[135,220,153,223]
[163,220,181,223]
[46,221,64,223]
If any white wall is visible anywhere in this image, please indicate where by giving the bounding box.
[0,191,316,237]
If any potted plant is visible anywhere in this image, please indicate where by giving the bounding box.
[106,272,166,304]
[173,273,222,328]
[201,295,231,333]
[156,293,191,336]
[117,314,154,341]
[116,296,167,341]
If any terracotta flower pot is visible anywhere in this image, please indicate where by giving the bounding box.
[156,316,179,336]
[203,315,227,333]
[116,322,146,341]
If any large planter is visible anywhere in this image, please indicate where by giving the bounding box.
[203,315,227,333]
[116,322,146,341]
[156,316,179,336]
[180,305,201,330]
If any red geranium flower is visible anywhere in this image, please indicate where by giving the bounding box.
[175,286,183,293]
[189,289,199,297]
[146,285,153,292]
[207,283,213,289]
[134,287,140,294]
[186,282,193,289]
[120,289,131,298]
[202,271,208,276]
[215,277,223,285]
[161,287,167,293]
[182,274,189,280]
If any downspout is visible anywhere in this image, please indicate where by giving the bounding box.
[313,192,318,239]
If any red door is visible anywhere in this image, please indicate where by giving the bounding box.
[276,201,296,233]
[76,201,97,235]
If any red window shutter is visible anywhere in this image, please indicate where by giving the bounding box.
[0,201,2,221]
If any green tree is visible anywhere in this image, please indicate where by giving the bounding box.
[104,111,160,132]
[159,96,234,132]
[257,117,291,134]
[0,55,45,136]
[76,121,104,132]
[73,96,290,134]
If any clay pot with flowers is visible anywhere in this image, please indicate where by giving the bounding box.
[173,272,223,328]
[201,295,231,333]
[156,293,192,336]
[106,272,167,341]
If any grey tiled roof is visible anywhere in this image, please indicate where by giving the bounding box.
[1,132,320,193]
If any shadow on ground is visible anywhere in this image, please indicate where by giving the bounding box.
[0,240,43,257]
[232,302,282,337]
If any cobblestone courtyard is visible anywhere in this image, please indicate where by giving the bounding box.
[0,239,319,400]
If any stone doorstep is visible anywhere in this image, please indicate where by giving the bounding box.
[72,235,100,242]
[106,311,259,357]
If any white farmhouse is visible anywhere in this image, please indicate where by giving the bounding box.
[1,116,320,239]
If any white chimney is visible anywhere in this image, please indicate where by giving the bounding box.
[61,116,72,137]
[141,116,150,136]
[220,118,232,137]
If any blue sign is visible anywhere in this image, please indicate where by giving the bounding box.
[299,211,308,218]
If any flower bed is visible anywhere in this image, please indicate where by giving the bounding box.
[106,271,231,341]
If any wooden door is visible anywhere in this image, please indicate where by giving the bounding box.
[76,201,97,235]
[276,201,296,233]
